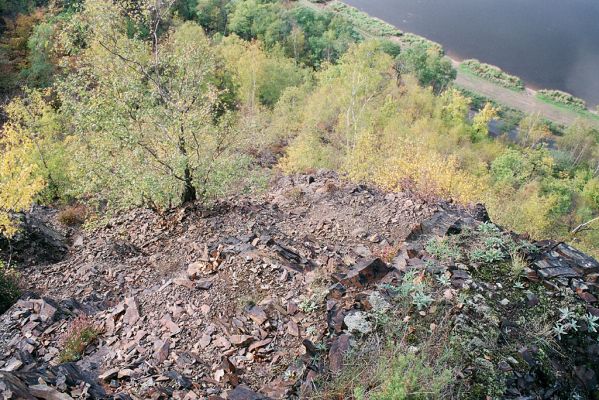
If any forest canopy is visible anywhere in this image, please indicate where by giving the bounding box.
[1,0,599,257]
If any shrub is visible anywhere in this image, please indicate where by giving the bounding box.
[536,89,587,110]
[58,315,100,363]
[57,204,87,226]
[328,2,402,37]
[395,43,456,93]
[0,261,20,314]
[400,32,443,53]
[311,320,453,399]
[461,59,524,91]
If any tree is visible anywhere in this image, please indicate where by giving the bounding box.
[395,43,456,93]
[1,89,68,200]
[60,0,244,208]
[471,103,498,141]
[558,121,599,171]
[0,118,45,237]
[219,36,305,110]
[517,113,551,148]
[23,21,56,86]
[196,0,229,34]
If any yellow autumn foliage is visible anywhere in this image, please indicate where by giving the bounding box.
[0,124,45,237]
[369,140,486,204]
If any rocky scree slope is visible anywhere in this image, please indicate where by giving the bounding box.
[0,171,598,399]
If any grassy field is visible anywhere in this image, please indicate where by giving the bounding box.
[536,94,599,121]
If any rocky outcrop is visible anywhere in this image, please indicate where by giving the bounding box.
[0,211,67,266]
[1,172,598,399]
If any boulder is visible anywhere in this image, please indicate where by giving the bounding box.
[0,212,67,265]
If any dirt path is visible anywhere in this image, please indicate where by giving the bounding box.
[453,62,598,126]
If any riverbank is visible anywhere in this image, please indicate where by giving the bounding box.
[313,0,599,127]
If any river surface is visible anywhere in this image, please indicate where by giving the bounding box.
[343,0,599,107]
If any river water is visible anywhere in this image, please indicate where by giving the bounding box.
[343,0,599,107]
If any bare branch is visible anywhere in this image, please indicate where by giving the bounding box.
[571,216,599,235]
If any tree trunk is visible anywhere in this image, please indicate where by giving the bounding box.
[179,132,197,203]
[181,166,197,203]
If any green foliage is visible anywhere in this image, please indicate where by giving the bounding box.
[0,261,20,314]
[537,89,586,110]
[376,38,401,58]
[461,59,524,91]
[0,0,47,17]
[23,21,55,86]
[369,354,451,399]
[226,0,360,67]
[196,0,229,33]
[2,89,70,202]
[175,0,198,20]
[0,11,44,93]
[219,36,306,109]
[0,90,54,236]
[227,0,287,43]
[556,121,599,170]
[395,43,456,93]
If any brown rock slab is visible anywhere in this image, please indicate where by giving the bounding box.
[329,334,351,373]
[174,276,194,289]
[99,367,119,381]
[337,258,391,288]
[154,340,170,363]
[199,333,212,349]
[29,384,73,400]
[196,279,213,290]
[247,306,268,325]
[578,291,598,303]
[230,335,254,347]
[248,338,272,353]
[187,261,204,279]
[287,321,299,337]
[39,300,57,323]
[123,297,140,325]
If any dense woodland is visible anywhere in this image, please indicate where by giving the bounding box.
[1,0,599,256]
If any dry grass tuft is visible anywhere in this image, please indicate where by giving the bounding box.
[57,204,87,227]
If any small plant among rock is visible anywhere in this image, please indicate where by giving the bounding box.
[425,238,461,261]
[469,247,504,263]
[513,281,525,289]
[374,244,399,263]
[436,273,451,287]
[509,252,528,279]
[57,204,87,226]
[411,291,434,311]
[285,187,304,202]
[299,298,319,314]
[0,261,20,314]
[586,314,599,333]
[478,222,500,235]
[58,315,100,363]
[552,307,593,340]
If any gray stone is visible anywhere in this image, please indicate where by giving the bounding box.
[344,311,372,334]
